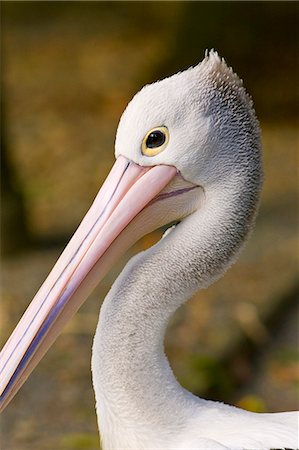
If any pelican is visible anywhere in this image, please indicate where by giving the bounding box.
[0,51,298,449]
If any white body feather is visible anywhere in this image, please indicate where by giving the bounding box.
[91,52,299,449]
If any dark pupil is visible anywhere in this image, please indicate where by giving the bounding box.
[146,130,166,149]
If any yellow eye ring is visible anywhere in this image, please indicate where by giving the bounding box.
[141,126,169,157]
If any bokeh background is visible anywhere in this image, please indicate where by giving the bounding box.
[1,2,298,449]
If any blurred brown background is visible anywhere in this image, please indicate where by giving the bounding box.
[1,2,298,449]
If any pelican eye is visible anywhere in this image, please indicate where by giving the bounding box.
[146,131,165,148]
[141,126,169,156]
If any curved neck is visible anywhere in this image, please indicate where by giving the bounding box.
[91,172,260,447]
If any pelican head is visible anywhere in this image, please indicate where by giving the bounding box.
[0,51,262,412]
[116,50,261,189]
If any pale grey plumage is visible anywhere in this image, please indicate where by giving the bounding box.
[92,51,298,449]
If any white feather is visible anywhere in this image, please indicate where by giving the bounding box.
[92,51,299,450]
